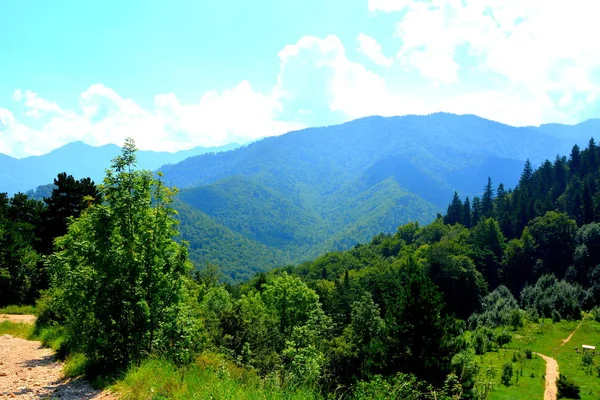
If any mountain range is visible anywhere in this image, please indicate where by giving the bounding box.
[0,141,240,195]
[158,113,600,281]
[3,113,599,281]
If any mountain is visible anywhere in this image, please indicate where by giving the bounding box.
[0,141,240,195]
[161,113,600,280]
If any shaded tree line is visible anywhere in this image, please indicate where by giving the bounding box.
[0,173,100,305]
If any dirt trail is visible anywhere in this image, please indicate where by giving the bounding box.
[535,352,558,400]
[0,314,36,324]
[535,319,585,400]
[559,318,584,348]
[0,316,117,399]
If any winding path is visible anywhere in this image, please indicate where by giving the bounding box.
[0,315,116,399]
[534,352,558,400]
[535,319,585,400]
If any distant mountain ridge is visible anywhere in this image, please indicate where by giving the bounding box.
[0,142,240,195]
[158,113,600,280]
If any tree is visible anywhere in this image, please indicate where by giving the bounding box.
[458,198,471,229]
[526,212,576,279]
[40,172,101,255]
[481,178,494,218]
[46,138,193,372]
[0,193,44,305]
[444,192,463,225]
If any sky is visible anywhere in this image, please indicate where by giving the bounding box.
[1,0,600,158]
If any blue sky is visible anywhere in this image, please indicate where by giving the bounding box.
[1,0,599,157]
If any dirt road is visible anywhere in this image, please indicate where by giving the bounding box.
[0,314,36,324]
[535,352,558,400]
[0,315,116,399]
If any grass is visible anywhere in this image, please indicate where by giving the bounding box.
[481,317,600,400]
[551,318,600,400]
[481,349,545,400]
[0,304,38,315]
[113,355,322,400]
[0,320,35,338]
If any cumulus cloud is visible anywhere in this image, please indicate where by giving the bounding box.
[357,34,394,67]
[2,0,600,158]
[386,0,600,110]
[0,83,301,158]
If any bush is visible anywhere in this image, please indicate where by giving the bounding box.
[495,331,512,347]
[552,309,562,323]
[557,375,580,399]
[582,351,594,367]
[473,333,487,355]
[524,348,532,359]
[501,362,513,386]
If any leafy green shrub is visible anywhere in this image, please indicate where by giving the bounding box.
[552,309,562,323]
[473,332,487,355]
[521,275,585,321]
[557,374,581,399]
[353,373,436,400]
[524,347,532,359]
[495,330,512,347]
[501,362,513,386]
[591,306,600,322]
[469,286,521,329]
[45,140,197,374]
[582,351,594,367]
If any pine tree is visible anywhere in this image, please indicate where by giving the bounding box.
[481,178,494,218]
[444,192,463,225]
[569,144,582,176]
[462,197,472,228]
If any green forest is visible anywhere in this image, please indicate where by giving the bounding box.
[2,138,600,399]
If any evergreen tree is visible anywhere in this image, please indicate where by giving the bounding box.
[481,178,494,218]
[569,144,581,176]
[444,192,463,225]
[471,196,482,226]
[462,197,472,228]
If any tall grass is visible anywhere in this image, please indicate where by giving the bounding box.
[0,320,35,338]
[0,304,38,315]
[114,356,322,400]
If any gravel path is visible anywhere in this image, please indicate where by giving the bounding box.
[0,316,117,399]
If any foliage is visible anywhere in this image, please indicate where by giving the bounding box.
[469,285,522,329]
[42,139,198,373]
[557,374,581,399]
[500,362,513,386]
[521,275,586,320]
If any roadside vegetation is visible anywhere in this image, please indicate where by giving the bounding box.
[2,139,600,398]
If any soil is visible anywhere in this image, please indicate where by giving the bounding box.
[535,352,558,400]
[0,315,36,324]
[0,315,117,399]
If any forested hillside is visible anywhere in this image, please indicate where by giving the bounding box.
[0,141,239,195]
[165,114,600,280]
[3,138,600,399]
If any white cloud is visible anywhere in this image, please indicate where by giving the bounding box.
[13,89,65,118]
[3,1,600,159]
[357,34,394,67]
[0,83,300,158]
[275,35,423,121]
[390,0,600,103]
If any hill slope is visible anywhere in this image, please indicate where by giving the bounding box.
[161,113,600,279]
[0,142,240,195]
